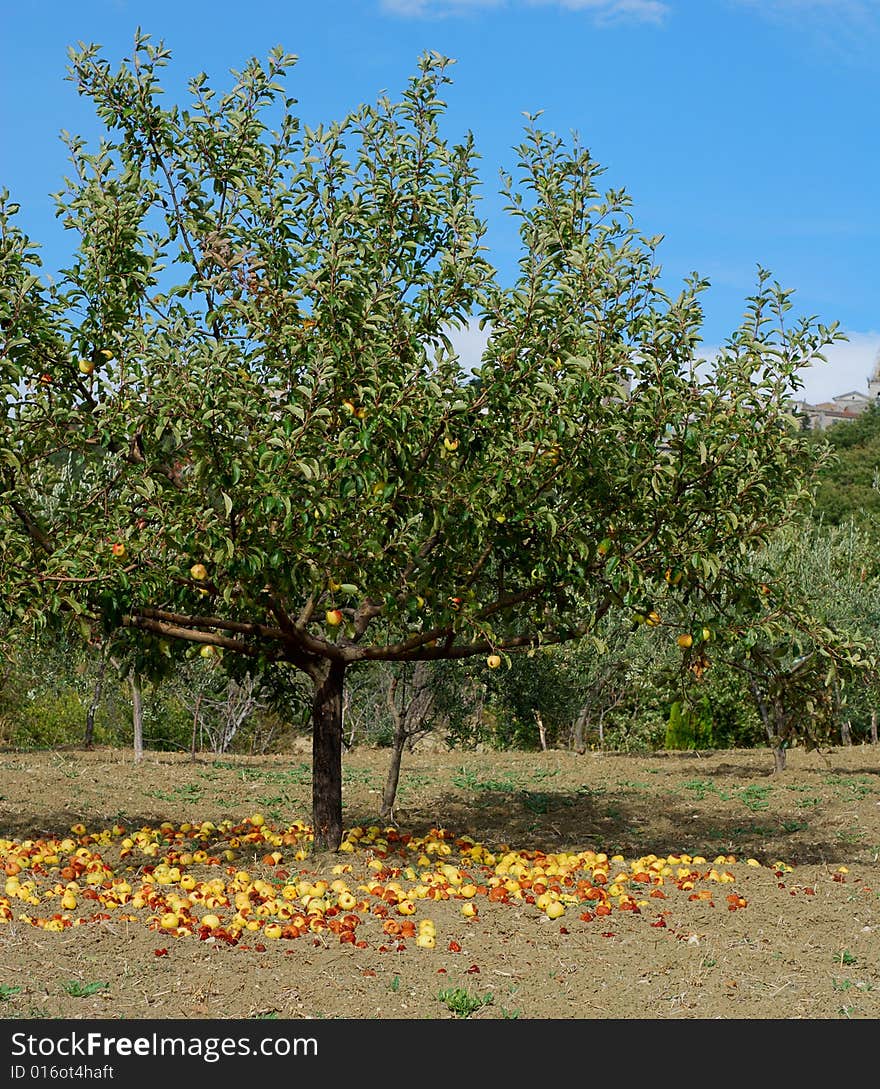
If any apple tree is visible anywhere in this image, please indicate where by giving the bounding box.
[0,34,844,848]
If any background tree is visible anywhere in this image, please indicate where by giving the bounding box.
[0,34,844,849]
[811,404,880,532]
[676,521,878,771]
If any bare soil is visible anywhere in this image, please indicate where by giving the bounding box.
[1,742,879,1021]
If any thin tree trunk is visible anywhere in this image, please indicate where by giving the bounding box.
[573,707,588,754]
[311,659,346,853]
[535,710,548,751]
[871,709,878,745]
[841,719,852,747]
[772,743,786,774]
[84,648,108,750]
[130,671,144,764]
[191,692,202,763]
[380,675,405,822]
[380,729,406,823]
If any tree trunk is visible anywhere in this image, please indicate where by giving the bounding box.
[871,709,878,745]
[380,728,406,823]
[191,692,202,763]
[84,648,107,750]
[311,659,346,852]
[535,710,548,751]
[841,719,852,747]
[772,743,786,774]
[573,707,588,754]
[130,671,144,764]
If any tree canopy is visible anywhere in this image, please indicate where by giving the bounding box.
[0,34,844,847]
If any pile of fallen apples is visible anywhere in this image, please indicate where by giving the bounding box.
[1,813,842,951]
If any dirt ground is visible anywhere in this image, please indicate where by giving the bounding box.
[1,741,879,1021]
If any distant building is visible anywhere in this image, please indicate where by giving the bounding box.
[794,347,880,430]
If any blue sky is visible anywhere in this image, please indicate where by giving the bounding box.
[2,0,878,403]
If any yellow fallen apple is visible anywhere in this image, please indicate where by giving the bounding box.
[201,914,221,930]
[264,923,283,939]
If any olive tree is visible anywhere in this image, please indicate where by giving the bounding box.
[0,34,842,848]
[678,522,878,771]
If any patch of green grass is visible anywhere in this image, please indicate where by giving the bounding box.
[781,820,809,833]
[213,762,312,787]
[680,778,732,802]
[836,950,858,967]
[61,980,108,998]
[735,784,772,811]
[794,796,821,809]
[452,768,519,794]
[342,767,375,786]
[437,987,493,1018]
[681,778,714,800]
[0,984,22,1001]
[731,824,773,839]
[520,791,551,815]
[527,768,560,784]
[148,782,205,805]
[824,775,876,800]
[575,784,607,798]
[832,977,871,993]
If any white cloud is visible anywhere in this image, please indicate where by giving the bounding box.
[735,0,877,15]
[381,0,669,21]
[447,322,880,407]
[538,0,668,19]
[792,331,880,406]
[731,0,880,53]
[444,319,491,370]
